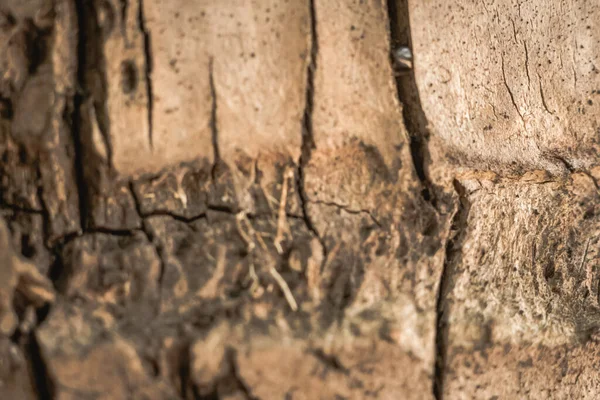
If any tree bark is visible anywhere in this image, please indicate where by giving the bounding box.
[0,0,599,399]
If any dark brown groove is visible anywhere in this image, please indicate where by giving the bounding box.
[226,348,259,400]
[433,179,470,399]
[73,0,90,232]
[138,0,154,149]
[27,332,55,400]
[386,0,435,204]
[385,1,461,399]
[208,57,221,180]
[297,0,324,252]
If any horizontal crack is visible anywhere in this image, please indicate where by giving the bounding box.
[309,199,381,227]
[136,209,208,224]
[0,204,45,214]
[84,227,142,236]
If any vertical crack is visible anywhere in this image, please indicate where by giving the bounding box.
[208,57,221,180]
[523,40,531,88]
[297,0,324,250]
[177,341,192,399]
[509,18,518,44]
[35,164,52,245]
[119,0,129,41]
[385,4,469,397]
[128,182,166,307]
[433,179,470,400]
[138,0,153,150]
[386,0,435,204]
[72,0,90,232]
[226,348,259,400]
[500,53,526,127]
[28,332,55,400]
[537,72,553,115]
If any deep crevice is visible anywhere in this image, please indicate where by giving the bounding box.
[226,347,259,400]
[138,0,154,149]
[176,340,192,399]
[27,332,55,400]
[208,57,221,181]
[0,203,44,215]
[386,0,436,205]
[433,179,470,400]
[386,3,467,398]
[72,0,90,233]
[47,249,66,289]
[297,0,326,256]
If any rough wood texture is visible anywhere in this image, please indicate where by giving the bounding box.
[411,0,600,173]
[409,0,600,398]
[1,0,599,399]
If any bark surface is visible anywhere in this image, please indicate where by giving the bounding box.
[0,0,598,399]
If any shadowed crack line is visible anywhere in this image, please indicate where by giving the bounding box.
[226,348,259,400]
[72,0,92,233]
[128,181,167,294]
[28,332,55,400]
[386,2,467,398]
[552,154,575,173]
[297,0,326,256]
[138,0,153,150]
[500,53,526,128]
[433,179,470,400]
[136,209,208,224]
[209,57,221,181]
[85,227,142,236]
[0,203,44,214]
[386,0,436,205]
[537,72,553,115]
[523,40,531,88]
[310,200,382,227]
